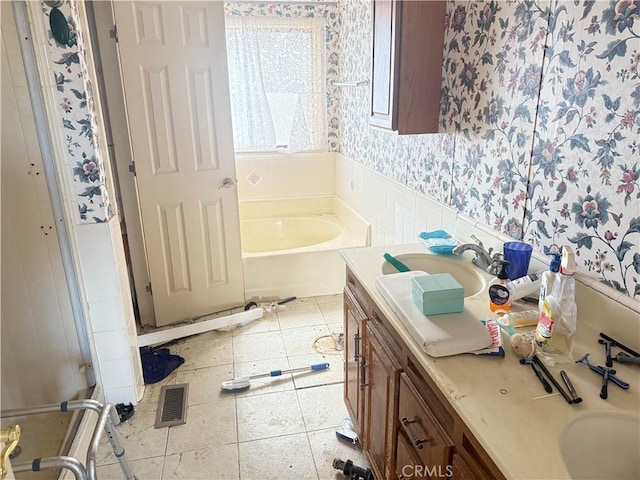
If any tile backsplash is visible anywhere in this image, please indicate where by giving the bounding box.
[337,0,639,300]
[235,152,336,200]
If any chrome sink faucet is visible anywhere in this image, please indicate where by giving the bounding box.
[452,235,502,274]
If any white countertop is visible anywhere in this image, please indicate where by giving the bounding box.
[341,243,640,480]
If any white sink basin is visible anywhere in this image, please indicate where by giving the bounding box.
[560,412,640,479]
[382,253,487,297]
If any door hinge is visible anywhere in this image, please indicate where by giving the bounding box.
[146,283,152,295]
[128,163,136,175]
[110,25,118,42]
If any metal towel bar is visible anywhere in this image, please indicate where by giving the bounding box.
[332,79,370,87]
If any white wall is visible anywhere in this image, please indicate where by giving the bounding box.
[1,4,88,408]
[75,219,144,404]
[6,0,145,406]
[236,152,335,201]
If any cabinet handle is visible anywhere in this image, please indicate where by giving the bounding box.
[402,417,429,449]
[354,333,361,362]
[359,359,368,390]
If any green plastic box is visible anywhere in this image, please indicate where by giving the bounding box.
[411,273,464,316]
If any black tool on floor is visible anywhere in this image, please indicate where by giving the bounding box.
[277,296,297,305]
[115,402,135,422]
[333,458,374,480]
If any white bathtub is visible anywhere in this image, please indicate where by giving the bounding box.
[240,196,370,299]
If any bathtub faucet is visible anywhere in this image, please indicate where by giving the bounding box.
[452,235,501,274]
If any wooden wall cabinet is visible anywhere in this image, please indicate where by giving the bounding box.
[343,268,505,480]
[370,0,446,134]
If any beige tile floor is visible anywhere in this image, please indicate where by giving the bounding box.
[96,295,369,480]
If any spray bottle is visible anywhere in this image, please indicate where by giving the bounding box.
[538,252,561,313]
[535,246,577,363]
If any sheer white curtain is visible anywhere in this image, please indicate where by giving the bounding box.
[225,16,326,153]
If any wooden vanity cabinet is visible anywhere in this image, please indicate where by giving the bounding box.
[396,373,453,479]
[363,320,401,479]
[449,453,477,480]
[344,286,366,441]
[344,267,506,480]
[370,0,446,134]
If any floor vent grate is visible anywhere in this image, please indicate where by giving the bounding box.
[155,383,188,428]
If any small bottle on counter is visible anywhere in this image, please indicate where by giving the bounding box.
[488,260,510,312]
[489,270,543,311]
[496,309,540,328]
[505,272,543,302]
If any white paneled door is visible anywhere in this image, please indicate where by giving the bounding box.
[113,1,245,326]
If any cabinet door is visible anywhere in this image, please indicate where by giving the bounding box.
[398,373,454,479]
[364,321,402,479]
[370,0,446,134]
[450,453,477,480]
[344,286,367,440]
[370,0,398,131]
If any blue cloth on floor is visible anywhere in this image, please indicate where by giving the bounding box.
[140,347,185,384]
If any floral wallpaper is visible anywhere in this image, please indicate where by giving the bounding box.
[337,0,639,299]
[338,0,456,203]
[224,1,340,151]
[441,1,550,239]
[42,0,112,223]
[524,0,640,298]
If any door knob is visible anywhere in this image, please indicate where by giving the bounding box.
[218,177,237,189]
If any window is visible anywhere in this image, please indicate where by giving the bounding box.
[225,16,326,153]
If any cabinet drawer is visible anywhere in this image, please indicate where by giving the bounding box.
[396,431,426,479]
[398,373,453,476]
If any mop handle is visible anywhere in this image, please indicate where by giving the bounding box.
[248,363,330,380]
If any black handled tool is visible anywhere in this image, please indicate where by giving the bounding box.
[531,360,552,393]
[532,355,575,404]
[599,332,640,357]
[575,353,630,389]
[600,367,612,399]
[614,352,640,366]
[598,338,614,368]
[560,370,582,404]
[521,358,552,393]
